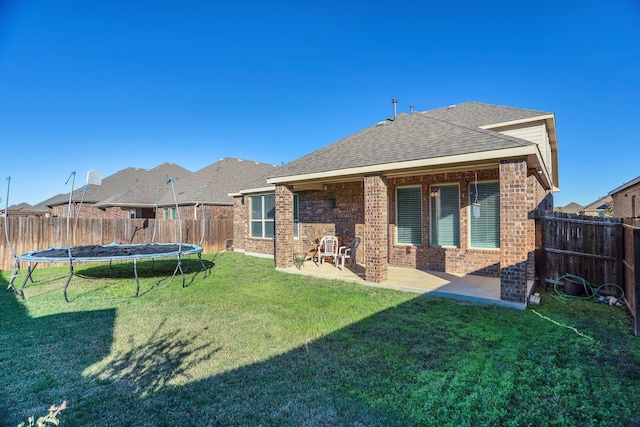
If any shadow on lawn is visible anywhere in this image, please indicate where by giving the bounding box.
[4,265,640,425]
[79,294,640,426]
[0,276,116,424]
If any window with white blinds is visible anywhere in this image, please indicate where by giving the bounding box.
[251,194,275,238]
[469,181,500,249]
[396,186,422,245]
[430,184,460,247]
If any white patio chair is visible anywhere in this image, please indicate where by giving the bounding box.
[316,235,339,266]
[337,237,361,271]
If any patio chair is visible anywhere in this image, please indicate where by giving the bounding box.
[337,237,361,271]
[316,235,339,266]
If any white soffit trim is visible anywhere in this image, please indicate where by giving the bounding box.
[238,186,276,195]
[479,114,555,130]
[268,146,537,184]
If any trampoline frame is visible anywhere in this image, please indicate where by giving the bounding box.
[10,242,207,302]
[5,173,210,302]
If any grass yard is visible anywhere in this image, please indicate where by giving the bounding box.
[1,252,639,426]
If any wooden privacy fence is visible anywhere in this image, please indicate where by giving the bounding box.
[623,219,640,336]
[537,211,640,336]
[0,217,233,271]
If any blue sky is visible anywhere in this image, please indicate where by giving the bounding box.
[1,1,638,208]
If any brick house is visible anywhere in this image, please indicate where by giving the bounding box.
[609,176,640,218]
[233,101,559,304]
[45,158,279,221]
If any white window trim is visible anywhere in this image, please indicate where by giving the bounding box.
[250,194,275,239]
[429,183,460,248]
[395,185,423,246]
[468,180,500,250]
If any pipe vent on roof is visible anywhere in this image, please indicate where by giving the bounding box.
[392,98,397,119]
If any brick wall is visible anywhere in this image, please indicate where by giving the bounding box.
[612,182,640,218]
[364,174,388,282]
[275,185,294,268]
[233,196,246,251]
[387,169,501,276]
[232,194,275,256]
[499,159,531,303]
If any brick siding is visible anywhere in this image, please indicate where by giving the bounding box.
[611,182,640,218]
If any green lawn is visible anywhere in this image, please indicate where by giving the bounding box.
[1,252,639,426]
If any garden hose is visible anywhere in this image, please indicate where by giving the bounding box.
[552,273,625,304]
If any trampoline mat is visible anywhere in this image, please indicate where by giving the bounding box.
[17,243,202,263]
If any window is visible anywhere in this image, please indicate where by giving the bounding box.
[396,186,422,245]
[469,181,500,249]
[251,194,275,238]
[430,184,460,247]
[293,194,300,239]
[163,208,176,220]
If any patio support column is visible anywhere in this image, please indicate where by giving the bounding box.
[275,184,295,268]
[364,174,388,283]
[499,159,532,303]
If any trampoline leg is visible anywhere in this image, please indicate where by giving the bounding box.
[63,264,74,303]
[18,262,38,299]
[198,253,207,278]
[7,259,20,292]
[174,256,186,288]
[133,259,140,297]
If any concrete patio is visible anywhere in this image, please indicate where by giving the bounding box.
[278,259,528,310]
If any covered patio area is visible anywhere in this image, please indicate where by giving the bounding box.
[278,261,529,310]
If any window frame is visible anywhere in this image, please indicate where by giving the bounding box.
[250,194,275,239]
[468,180,500,249]
[293,193,300,239]
[429,183,460,248]
[396,185,423,246]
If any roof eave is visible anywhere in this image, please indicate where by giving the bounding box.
[268,146,539,185]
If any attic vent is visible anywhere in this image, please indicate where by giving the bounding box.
[447,104,457,109]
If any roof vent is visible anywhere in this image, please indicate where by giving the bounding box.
[392,98,397,119]
[410,104,414,113]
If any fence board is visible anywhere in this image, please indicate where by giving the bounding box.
[537,211,622,290]
[623,220,640,336]
[0,217,232,271]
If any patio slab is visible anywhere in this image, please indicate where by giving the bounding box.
[278,260,528,310]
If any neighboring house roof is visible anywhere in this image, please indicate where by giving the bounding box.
[6,202,33,211]
[268,102,555,189]
[580,195,612,214]
[558,202,584,214]
[51,163,192,208]
[608,175,640,196]
[156,157,280,207]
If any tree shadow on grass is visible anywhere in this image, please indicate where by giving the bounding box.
[0,276,116,424]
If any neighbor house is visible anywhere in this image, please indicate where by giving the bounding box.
[39,158,279,221]
[609,175,640,218]
[580,195,612,217]
[233,101,559,304]
[93,158,278,221]
[47,163,192,219]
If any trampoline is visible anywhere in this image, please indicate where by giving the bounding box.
[10,242,206,301]
[5,172,209,302]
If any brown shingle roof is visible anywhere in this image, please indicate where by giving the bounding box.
[157,157,279,206]
[270,109,536,179]
[52,163,192,207]
[422,101,551,127]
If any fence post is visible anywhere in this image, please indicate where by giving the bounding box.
[633,226,640,337]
